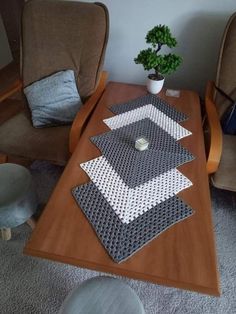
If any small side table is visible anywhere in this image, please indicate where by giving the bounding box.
[0,163,37,240]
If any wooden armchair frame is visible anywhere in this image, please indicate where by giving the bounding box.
[204,81,223,174]
[0,71,108,157]
[0,79,22,103]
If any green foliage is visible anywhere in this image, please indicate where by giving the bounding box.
[146,25,177,48]
[134,24,182,76]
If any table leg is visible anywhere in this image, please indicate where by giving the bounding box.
[1,228,11,240]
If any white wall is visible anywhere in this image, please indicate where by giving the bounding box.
[0,15,13,69]
[1,1,235,96]
[78,0,236,96]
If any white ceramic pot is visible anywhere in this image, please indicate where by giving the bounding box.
[146,75,165,94]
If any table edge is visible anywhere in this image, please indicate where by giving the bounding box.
[23,246,220,296]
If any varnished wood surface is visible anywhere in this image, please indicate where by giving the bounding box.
[205,81,223,174]
[24,82,220,295]
[0,79,22,103]
[0,62,21,101]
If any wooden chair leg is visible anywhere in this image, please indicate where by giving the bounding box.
[1,228,11,240]
[0,154,7,164]
[27,217,36,229]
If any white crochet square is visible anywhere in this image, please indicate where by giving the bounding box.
[103,104,191,140]
[80,156,193,224]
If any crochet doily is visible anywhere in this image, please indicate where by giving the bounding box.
[91,118,194,187]
[80,156,192,223]
[72,182,193,263]
[111,93,187,123]
[104,104,191,140]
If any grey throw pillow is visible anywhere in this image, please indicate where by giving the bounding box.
[24,70,83,128]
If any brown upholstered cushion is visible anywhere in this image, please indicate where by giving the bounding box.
[0,105,70,165]
[212,134,236,191]
[0,98,24,125]
[21,0,109,100]
[215,13,236,117]
[0,1,109,164]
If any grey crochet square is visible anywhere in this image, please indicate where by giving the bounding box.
[110,94,187,122]
[72,182,194,263]
[91,119,194,187]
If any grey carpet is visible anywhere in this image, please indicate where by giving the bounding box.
[0,161,236,314]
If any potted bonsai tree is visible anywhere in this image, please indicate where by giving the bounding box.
[134,24,182,94]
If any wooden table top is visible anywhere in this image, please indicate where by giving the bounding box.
[24,82,220,296]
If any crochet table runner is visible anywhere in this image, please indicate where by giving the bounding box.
[72,94,195,263]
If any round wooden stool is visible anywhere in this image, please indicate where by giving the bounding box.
[0,163,37,240]
[59,276,145,314]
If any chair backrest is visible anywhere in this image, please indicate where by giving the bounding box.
[21,0,109,100]
[215,12,236,117]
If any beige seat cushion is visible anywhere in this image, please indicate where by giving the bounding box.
[212,134,236,191]
[0,108,70,165]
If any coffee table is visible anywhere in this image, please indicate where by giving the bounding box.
[24,82,220,296]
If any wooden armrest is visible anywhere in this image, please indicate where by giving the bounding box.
[69,71,108,154]
[205,81,223,174]
[0,79,23,103]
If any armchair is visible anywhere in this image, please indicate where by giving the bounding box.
[205,12,236,191]
[0,0,109,165]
